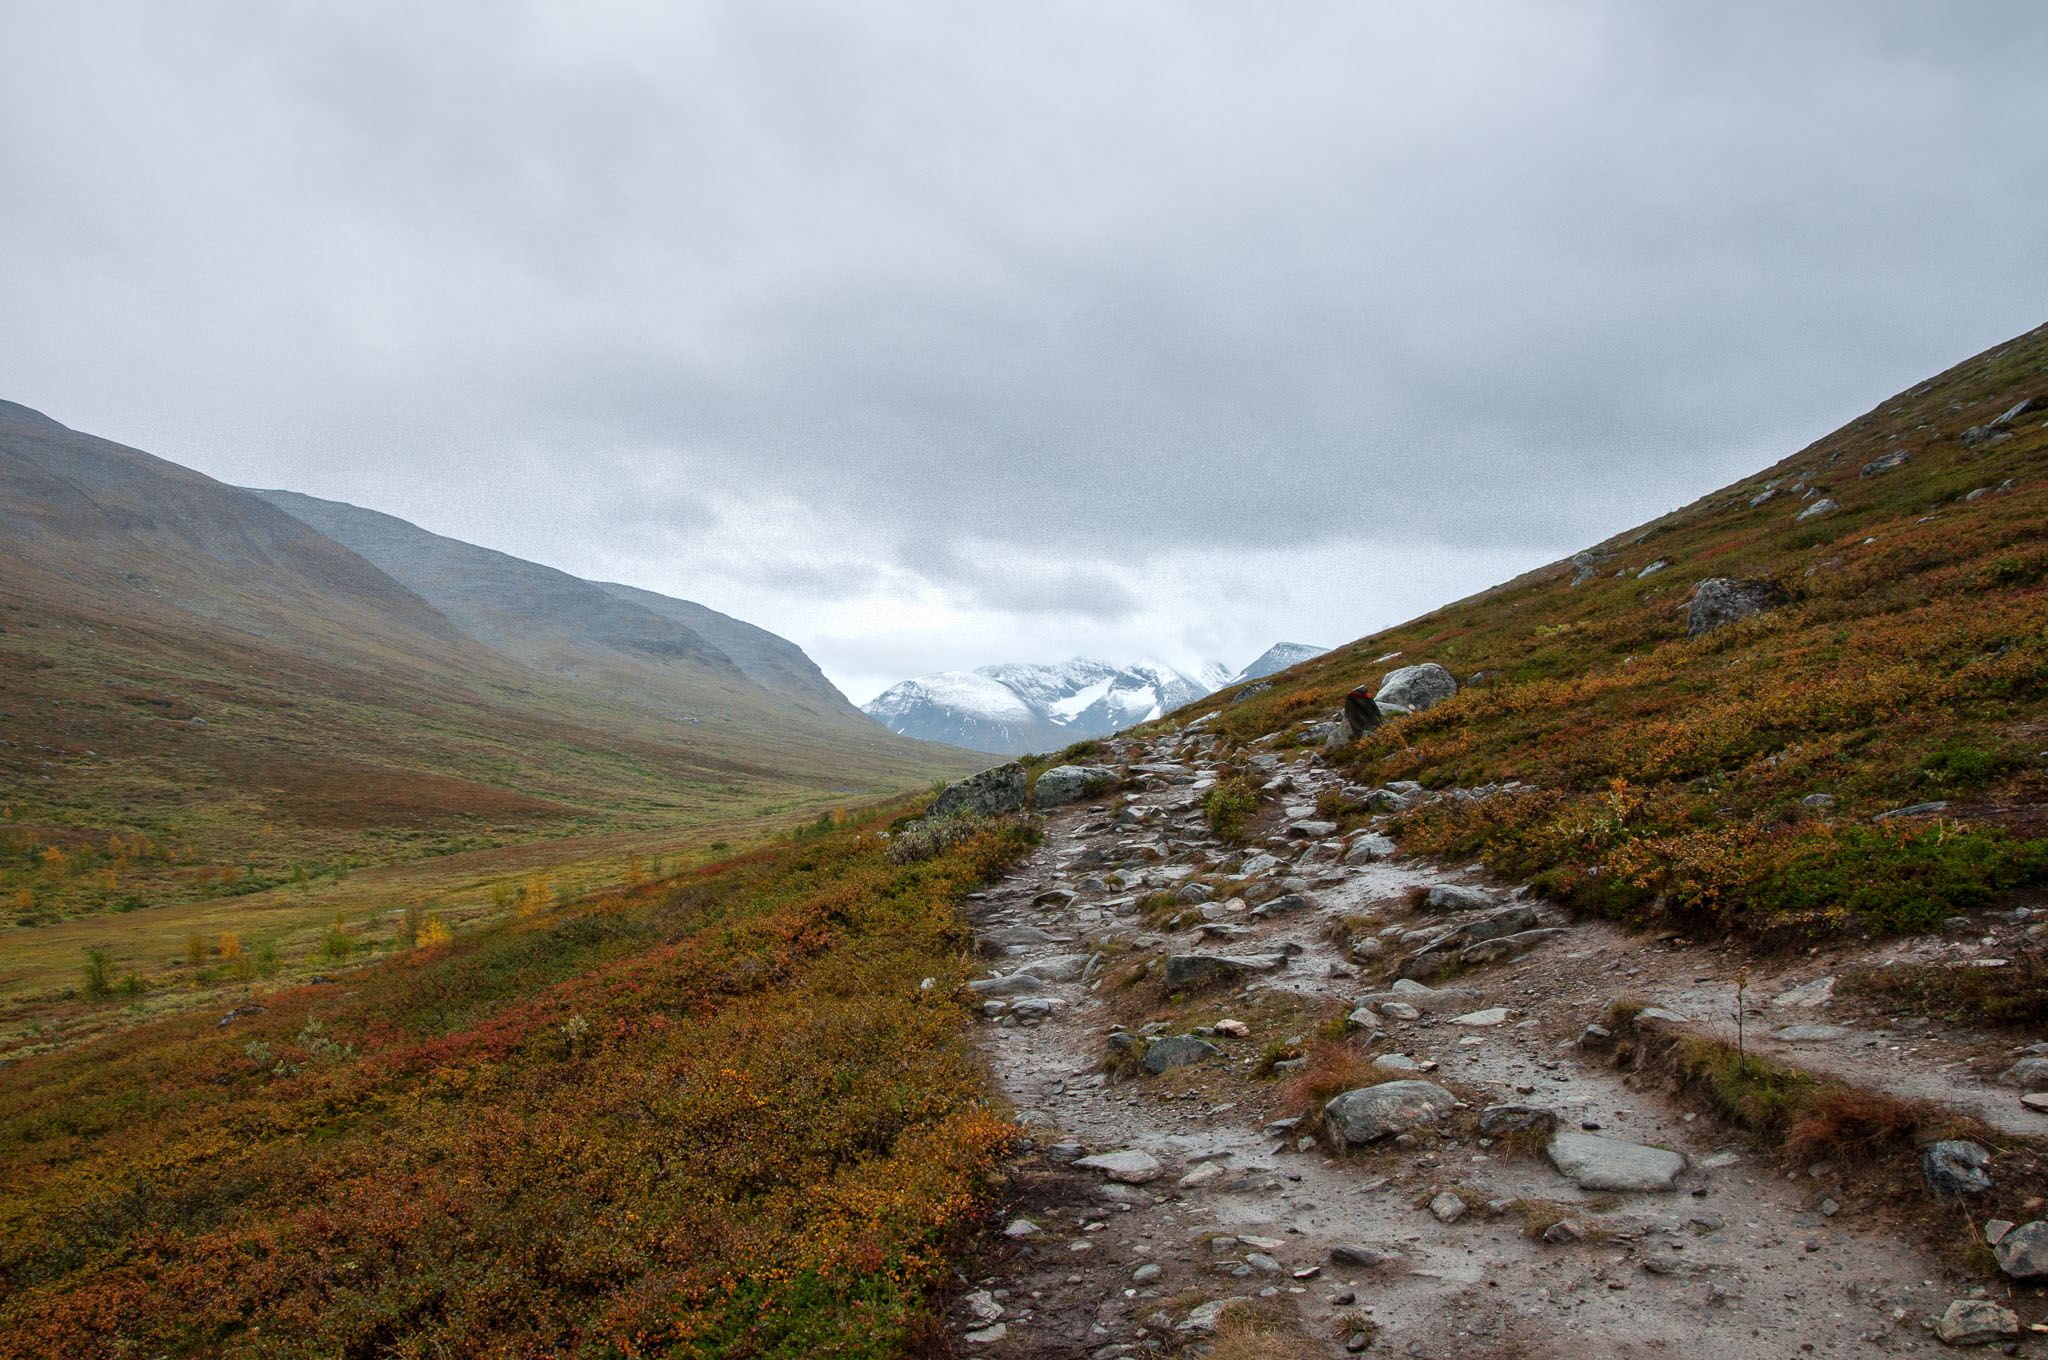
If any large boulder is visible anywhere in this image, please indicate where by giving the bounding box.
[1687,577,1790,637]
[1033,764,1119,808]
[1322,1080,1458,1146]
[1935,1299,2018,1347]
[1545,1131,1686,1192]
[1375,663,1458,713]
[1075,1148,1164,1184]
[929,763,1028,819]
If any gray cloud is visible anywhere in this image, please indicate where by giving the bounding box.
[3,2,2046,695]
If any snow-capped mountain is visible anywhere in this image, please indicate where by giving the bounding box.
[863,658,1218,755]
[1228,641,1328,687]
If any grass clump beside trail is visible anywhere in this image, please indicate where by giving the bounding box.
[1162,321,2048,940]
[1842,953,2048,1028]
[0,806,1033,1359]
[1203,776,1261,844]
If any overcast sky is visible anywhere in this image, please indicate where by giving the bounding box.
[5,3,2046,703]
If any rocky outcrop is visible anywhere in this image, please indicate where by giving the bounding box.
[1032,763,1118,807]
[1375,663,1458,713]
[1686,577,1790,636]
[929,762,1028,819]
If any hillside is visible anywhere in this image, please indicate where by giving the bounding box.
[248,490,888,739]
[865,658,1217,754]
[1175,320,2048,938]
[0,403,982,1026]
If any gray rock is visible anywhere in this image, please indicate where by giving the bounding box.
[1377,663,1459,713]
[1860,450,1911,477]
[1356,985,1480,1015]
[1009,997,1058,1022]
[1996,1057,2048,1091]
[1771,976,1835,1008]
[1244,1251,1282,1274]
[963,1322,1008,1344]
[1801,793,1836,810]
[1015,953,1093,983]
[1323,1080,1458,1146]
[1144,1034,1222,1075]
[929,762,1028,819]
[1034,764,1119,807]
[1876,800,1951,820]
[1478,1104,1558,1136]
[1251,893,1310,919]
[1329,1243,1398,1268]
[1424,884,1496,913]
[967,973,1047,996]
[1993,1220,2048,1280]
[1687,577,1791,636]
[1343,833,1397,864]
[1460,927,1567,967]
[979,926,1073,951]
[1238,853,1284,876]
[1429,1192,1467,1223]
[1546,1131,1686,1192]
[1794,497,1840,522]
[1579,1023,1614,1051]
[1542,1219,1585,1244]
[1923,1140,1993,1198]
[1176,881,1215,905]
[1131,1262,1163,1284]
[1075,1148,1165,1184]
[1934,1298,2017,1346]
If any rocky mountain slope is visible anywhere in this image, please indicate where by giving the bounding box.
[1229,641,1329,686]
[865,658,1219,754]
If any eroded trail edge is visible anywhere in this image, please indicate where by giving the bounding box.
[942,732,2048,1358]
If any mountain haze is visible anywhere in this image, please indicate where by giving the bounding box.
[249,489,879,737]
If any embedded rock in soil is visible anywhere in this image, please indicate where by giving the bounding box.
[929,762,1027,819]
[1143,1034,1221,1076]
[1478,1104,1558,1136]
[1015,953,1093,982]
[1033,763,1119,807]
[1922,1140,1993,1198]
[1934,1298,2017,1346]
[1329,1244,1399,1268]
[1459,928,1567,966]
[1424,884,1496,913]
[1992,1220,2048,1280]
[968,973,1047,996]
[1687,577,1790,636]
[1075,1148,1165,1184]
[1323,1080,1458,1146]
[1546,1131,1686,1192]
[1344,834,1397,864]
[1996,1057,2048,1090]
[1772,1024,1849,1042]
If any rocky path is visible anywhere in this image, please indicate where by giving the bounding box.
[943,730,2048,1357]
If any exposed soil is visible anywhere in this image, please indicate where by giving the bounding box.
[944,733,2048,1358]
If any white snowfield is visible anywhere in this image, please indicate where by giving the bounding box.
[863,656,1228,754]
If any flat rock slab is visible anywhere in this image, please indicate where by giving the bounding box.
[1546,1131,1687,1192]
[1451,1007,1512,1027]
[1356,986,1480,1014]
[967,973,1046,996]
[1143,1034,1221,1076]
[1075,1149,1164,1184]
[1773,1024,1850,1042]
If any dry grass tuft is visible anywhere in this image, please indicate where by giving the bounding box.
[1208,1299,1325,1360]
[1782,1088,1936,1162]
[1279,1040,1380,1119]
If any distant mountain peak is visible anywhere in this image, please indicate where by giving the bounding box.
[864,657,1213,755]
[1229,641,1328,686]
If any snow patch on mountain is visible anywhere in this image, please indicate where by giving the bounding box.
[862,657,1219,755]
[1228,641,1328,686]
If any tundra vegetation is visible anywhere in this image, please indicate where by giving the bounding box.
[0,805,1033,1358]
[1183,323,2048,942]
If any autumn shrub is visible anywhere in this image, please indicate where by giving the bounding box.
[885,812,996,864]
[1280,1040,1379,1117]
[79,948,111,1000]
[1203,777,1260,843]
[0,806,1034,1358]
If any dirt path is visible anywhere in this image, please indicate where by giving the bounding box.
[945,734,2046,1357]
